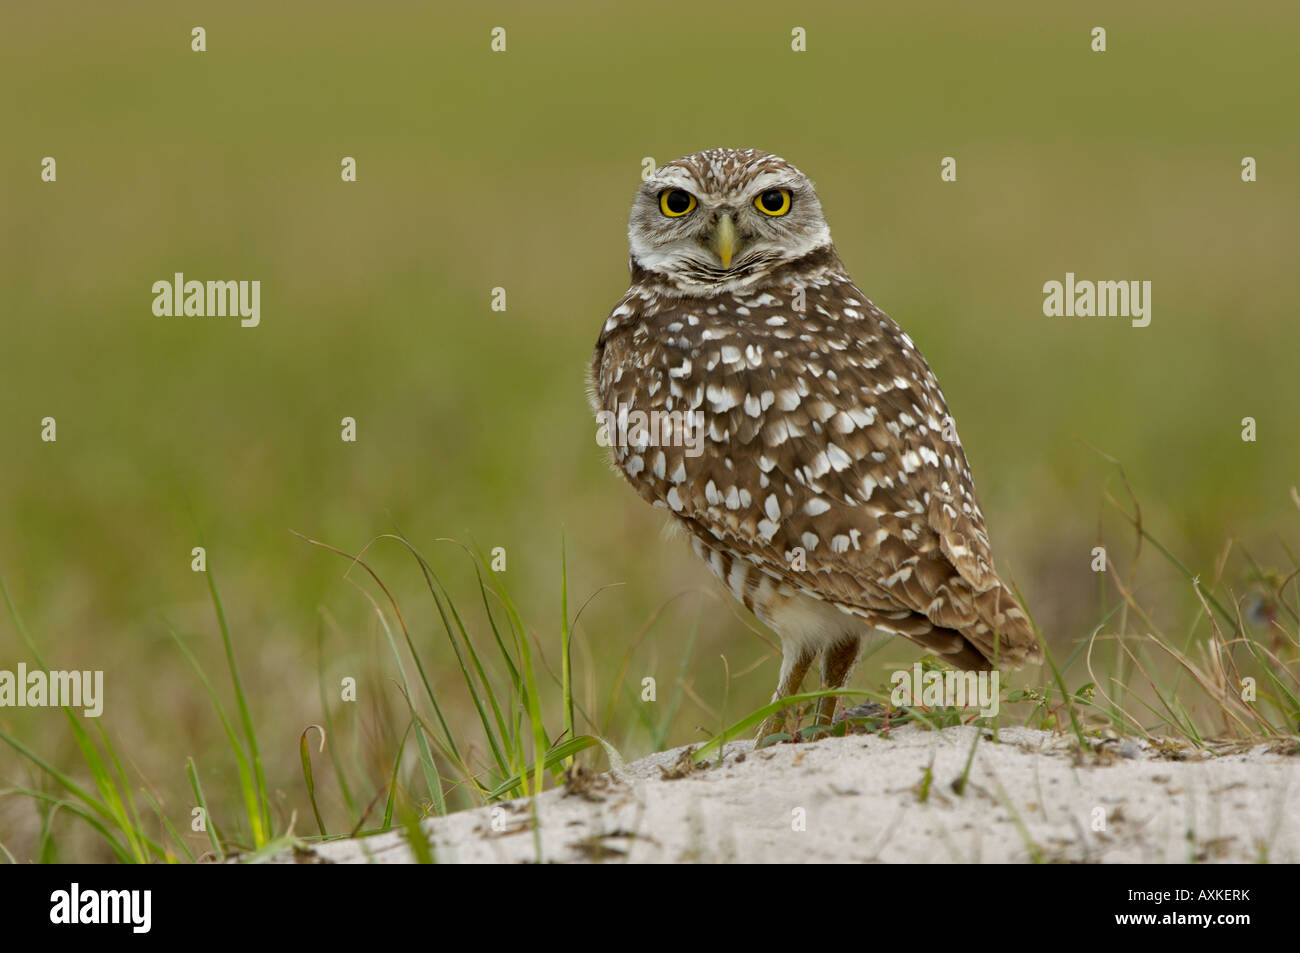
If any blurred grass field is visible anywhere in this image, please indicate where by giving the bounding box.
[2,0,1299,861]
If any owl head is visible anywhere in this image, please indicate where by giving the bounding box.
[628,148,833,295]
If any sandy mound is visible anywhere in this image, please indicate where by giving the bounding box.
[285,725,1300,863]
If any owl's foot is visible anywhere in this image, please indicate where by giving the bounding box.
[756,647,816,747]
[834,701,888,723]
[834,701,901,734]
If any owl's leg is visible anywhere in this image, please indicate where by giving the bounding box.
[754,645,815,744]
[814,635,862,725]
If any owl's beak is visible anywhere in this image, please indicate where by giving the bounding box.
[711,212,740,269]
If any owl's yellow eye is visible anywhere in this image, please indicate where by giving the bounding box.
[659,189,697,217]
[755,188,792,216]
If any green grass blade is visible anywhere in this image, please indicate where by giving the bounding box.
[482,560,550,795]
[0,726,111,826]
[0,573,157,860]
[652,598,702,750]
[400,804,436,864]
[952,730,980,796]
[486,734,603,800]
[315,617,358,817]
[139,788,194,863]
[1014,585,1086,745]
[186,758,225,862]
[392,537,512,780]
[560,535,574,764]
[366,602,448,815]
[203,563,270,846]
[4,788,134,863]
[298,534,471,786]
[167,622,261,847]
[383,719,415,829]
[93,721,150,862]
[300,725,328,837]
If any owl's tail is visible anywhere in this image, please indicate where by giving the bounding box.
[903,578,1039,671]
[956,580,1042,671]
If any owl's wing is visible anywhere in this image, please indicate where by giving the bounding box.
[592,273,1039,668]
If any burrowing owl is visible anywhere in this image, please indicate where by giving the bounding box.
[589,148,1039,741]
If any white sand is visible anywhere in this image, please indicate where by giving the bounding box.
[289,726,1300,863]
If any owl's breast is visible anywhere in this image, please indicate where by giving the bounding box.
[592,277,998,591]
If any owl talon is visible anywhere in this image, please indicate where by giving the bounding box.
[835,701,889,724]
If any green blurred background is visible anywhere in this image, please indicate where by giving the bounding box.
[2,0,1298,859]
